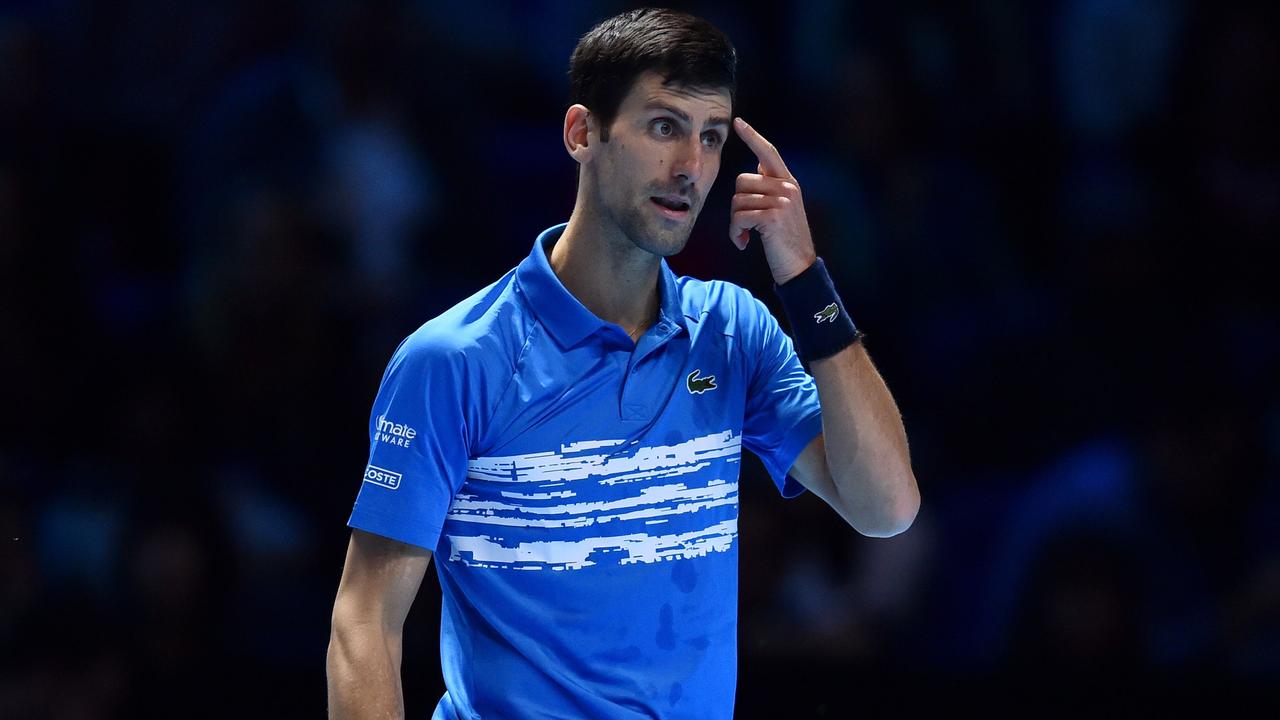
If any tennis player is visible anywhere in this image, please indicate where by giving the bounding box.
[327,8,919,719]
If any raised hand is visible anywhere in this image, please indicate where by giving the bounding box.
[729,117,817,285]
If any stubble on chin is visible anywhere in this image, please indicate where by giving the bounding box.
[617,200,695,258]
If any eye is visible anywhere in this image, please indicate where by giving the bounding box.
[652,119,675,137]
[702,132,723,148]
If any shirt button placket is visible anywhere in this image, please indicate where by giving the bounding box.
[621,356,649,420]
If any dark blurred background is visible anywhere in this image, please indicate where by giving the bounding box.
[2,0,1278,717]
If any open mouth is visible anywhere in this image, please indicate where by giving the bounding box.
[650,196,691,217]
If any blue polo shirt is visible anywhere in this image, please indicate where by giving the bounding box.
[348,222,823,719]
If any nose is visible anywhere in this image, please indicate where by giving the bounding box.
[671,136,703,185]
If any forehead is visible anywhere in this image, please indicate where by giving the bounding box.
[619,70,732,117]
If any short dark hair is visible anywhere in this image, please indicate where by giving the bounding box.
[569,8,737,142]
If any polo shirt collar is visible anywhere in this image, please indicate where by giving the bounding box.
[516,222,687,348]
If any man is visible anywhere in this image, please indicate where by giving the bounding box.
[327,8,919,719]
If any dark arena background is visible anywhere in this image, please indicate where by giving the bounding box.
[2,1,1278,717]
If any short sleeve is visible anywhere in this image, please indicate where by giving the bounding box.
[348,332,471,550]
[740,294,824,498]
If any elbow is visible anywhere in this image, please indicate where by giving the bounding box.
[851,473,920,538]
[890,483,921,536]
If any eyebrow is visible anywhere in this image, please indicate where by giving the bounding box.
[643,101,730,132]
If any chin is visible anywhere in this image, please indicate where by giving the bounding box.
[638,214,699,257]
[643,225,693,257]
[644,228,688,256]
[611,198,699,257]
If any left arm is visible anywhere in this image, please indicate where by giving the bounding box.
[730,117,920,537]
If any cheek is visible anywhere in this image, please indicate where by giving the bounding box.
[704,157,721,186]
[603,153,643,203]
[598,148,627,188]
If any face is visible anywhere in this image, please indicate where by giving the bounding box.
[586,71,732,257]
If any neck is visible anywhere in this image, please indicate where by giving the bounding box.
[550,195,661,338]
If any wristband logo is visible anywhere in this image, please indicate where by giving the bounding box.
[687,369,718,395]
[363,464,402,490]
[814,302,839,324]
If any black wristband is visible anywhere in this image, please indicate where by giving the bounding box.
[773,257,863,362]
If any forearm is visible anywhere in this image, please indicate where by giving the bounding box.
[728,118,918,534]
[810,340,919,536]
[327,617,405,720]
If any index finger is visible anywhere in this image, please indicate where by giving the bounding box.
[733,117,792,180]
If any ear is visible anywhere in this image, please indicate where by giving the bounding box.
[563,104,593,165]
